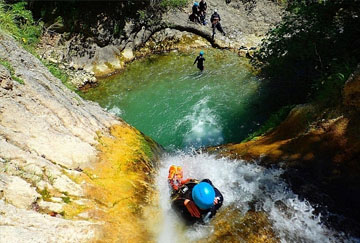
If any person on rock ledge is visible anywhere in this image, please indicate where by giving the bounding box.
[194,50,206,72]
[168,165,224,225]
[189,2,201,24]
[199,0,208,25]
[210,9,226,39]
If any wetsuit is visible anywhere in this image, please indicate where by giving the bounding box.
[210,12,225,38]
[171,179,224,225]
[194,55,205,71]
[199,1,207,12]
[199,1,207,25]
[190,5,201,23]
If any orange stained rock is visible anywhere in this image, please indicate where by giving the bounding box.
[64,124,159,243]
[198,207,278,243]
[225,137,291,161]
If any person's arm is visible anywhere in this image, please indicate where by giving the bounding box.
[201,179,223,207]
[194,56,199,65]
[214,187,224,207]
[184,199,200,218]
[173,197,200,218]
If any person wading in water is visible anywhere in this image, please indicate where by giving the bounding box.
[194,51,206,72]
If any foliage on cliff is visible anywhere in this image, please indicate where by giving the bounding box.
[0,1,42,50]
[252,0,360,106]
[27,0,187,46]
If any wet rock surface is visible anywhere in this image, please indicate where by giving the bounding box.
[0,32,121,241]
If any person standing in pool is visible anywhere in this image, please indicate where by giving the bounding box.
[194,51,205,72]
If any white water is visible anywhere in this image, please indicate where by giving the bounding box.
[155,152,355,243]
[177,97,224,148]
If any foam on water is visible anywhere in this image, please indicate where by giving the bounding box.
[155,152,352,243]
[178,97,224,148]
[106,105,123,116]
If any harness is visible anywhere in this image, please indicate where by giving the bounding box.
[170,180,199,201]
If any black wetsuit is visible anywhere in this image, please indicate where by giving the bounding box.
[194,55,205,71]
[171,179,224,225]
[210,12,225,38]
[190,5,201,23]
[199,1,207,12]
[199,1,207,24]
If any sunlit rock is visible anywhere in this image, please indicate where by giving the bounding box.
[3,176,40,209]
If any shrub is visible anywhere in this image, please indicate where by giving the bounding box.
[0,1,43,50]
[252,0,360,105]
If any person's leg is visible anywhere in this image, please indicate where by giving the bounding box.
[200,14,205,25]
[212,23,216,39]
[216,22,225,35]
[189,14,194,22]
[196,14,201,23]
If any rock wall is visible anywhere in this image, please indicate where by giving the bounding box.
[0,32,161,242]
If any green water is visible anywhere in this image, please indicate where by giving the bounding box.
[81,49,268,150]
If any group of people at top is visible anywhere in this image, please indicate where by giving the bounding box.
[189,0,226,40]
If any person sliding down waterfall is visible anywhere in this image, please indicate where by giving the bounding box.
[194,51,206,72]
[168,165,224,224]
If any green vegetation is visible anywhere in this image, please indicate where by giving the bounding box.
[29,1,150,37]
[0,58,24,84]
[41,61,75,91]
[39,188,51,201]
[0,1,42,51]
[0,1,77,90]
[252,0,360,106]
[159,0,188,9]
[243,105,294,142]
[61,196,71,204]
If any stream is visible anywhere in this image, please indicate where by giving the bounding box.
[81,49,357,242]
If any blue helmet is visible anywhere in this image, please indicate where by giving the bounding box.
[199,50,204,55]
[194,2,199,6]
[192,182,215,210]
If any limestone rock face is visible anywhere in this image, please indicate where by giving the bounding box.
[0,200,99,243]
[0,32,120,241]
[3,176,40,209]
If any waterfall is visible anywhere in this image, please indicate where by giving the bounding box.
[155,152,352,243]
